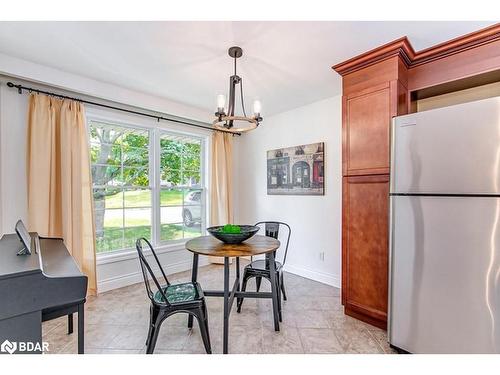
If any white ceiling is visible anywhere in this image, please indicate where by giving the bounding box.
[0,21,494,116]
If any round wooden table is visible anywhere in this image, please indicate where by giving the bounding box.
[185,235,281,354]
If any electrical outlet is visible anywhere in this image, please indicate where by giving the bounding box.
[319,252,325,261]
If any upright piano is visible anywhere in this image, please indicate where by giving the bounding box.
[0,232,87,354]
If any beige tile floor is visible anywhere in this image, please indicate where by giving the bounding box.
[42,262,395,354]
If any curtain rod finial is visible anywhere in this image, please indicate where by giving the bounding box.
[6,81,21,94]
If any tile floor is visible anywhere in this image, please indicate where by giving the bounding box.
[42,262,395,354]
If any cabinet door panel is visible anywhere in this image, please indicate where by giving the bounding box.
[343,175,389,327]
[346,87,391,175]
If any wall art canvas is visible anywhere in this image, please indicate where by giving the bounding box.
[267,142,324,195]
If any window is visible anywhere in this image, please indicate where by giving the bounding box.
[89,120,205,254]
[159,133,203,242]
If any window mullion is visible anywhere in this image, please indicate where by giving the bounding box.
[121,137,125,250]
[152,128,161,247]
[201,138,207,233]
[181,142,184,239]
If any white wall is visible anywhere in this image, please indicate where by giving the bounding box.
[0,55,213,293]
[0,53,211,123]
[0,82,29,235]
[233,96,342,287]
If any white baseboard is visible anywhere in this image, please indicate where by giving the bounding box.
[97,257,209,293]
[284,264,340,288]
[98,258,340,292]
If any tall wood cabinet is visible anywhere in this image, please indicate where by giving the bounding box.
[333,24,500,330]
[337,55,408,329]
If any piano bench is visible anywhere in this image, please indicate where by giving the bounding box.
[42,300,85,354]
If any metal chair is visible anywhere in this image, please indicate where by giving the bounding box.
[236,221,291,321]
[136,238,211,354]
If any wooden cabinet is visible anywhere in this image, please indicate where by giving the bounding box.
[342,175,389,329]
[333,24,500,330]
[344,84,391,176]
[336,56,408,330]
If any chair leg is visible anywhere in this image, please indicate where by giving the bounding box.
[145,305,153,346]
[202,302,211,347]
[146,308,162,354]
[237,273,249,313]
[280,272,287,301]
[195,305,212,354]
[276,273,282,322]
[236,267,243,309]
[255,276,262,292]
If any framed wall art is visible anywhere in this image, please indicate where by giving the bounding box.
[267,142,324,195]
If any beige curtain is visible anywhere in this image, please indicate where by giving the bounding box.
[27,94,97,296]
[210,131,234,225]
[210,132,233,264]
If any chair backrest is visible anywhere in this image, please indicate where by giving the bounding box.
[254,221,291,265]
[136,237,171,305]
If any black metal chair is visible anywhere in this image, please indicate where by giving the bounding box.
[136,238,211,354]
[236,221,291,321]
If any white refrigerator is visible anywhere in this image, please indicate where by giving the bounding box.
[389,96,500,353]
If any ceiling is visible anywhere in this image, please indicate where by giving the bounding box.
[0,21,494,116]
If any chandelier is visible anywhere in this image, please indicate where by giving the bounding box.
[213,46,263,133]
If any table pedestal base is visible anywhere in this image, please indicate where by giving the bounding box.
[188,254,280,354]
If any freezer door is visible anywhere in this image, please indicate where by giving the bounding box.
[390,96,500,194]
[389,195,500,353]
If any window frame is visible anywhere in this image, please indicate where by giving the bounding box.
[155,129,207,246]
[87,111,209,259]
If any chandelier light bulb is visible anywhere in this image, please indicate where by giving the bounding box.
[217,94,226,111]
[253,99,262,116]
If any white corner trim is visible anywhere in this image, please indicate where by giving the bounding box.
[97,256,209,293]
[284,264,340,288]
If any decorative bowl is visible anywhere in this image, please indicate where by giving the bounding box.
[207,225,260,244]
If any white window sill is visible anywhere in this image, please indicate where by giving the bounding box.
[96,240,189,266]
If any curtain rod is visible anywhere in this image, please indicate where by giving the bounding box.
[6,81,241,136]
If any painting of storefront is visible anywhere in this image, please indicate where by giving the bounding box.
[267,142,324,195]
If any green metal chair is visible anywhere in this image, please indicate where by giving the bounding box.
[236,221,291,321]
[136,238,211,354]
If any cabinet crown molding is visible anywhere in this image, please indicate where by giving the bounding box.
[332,23,500,76]
[333,37,414,76]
